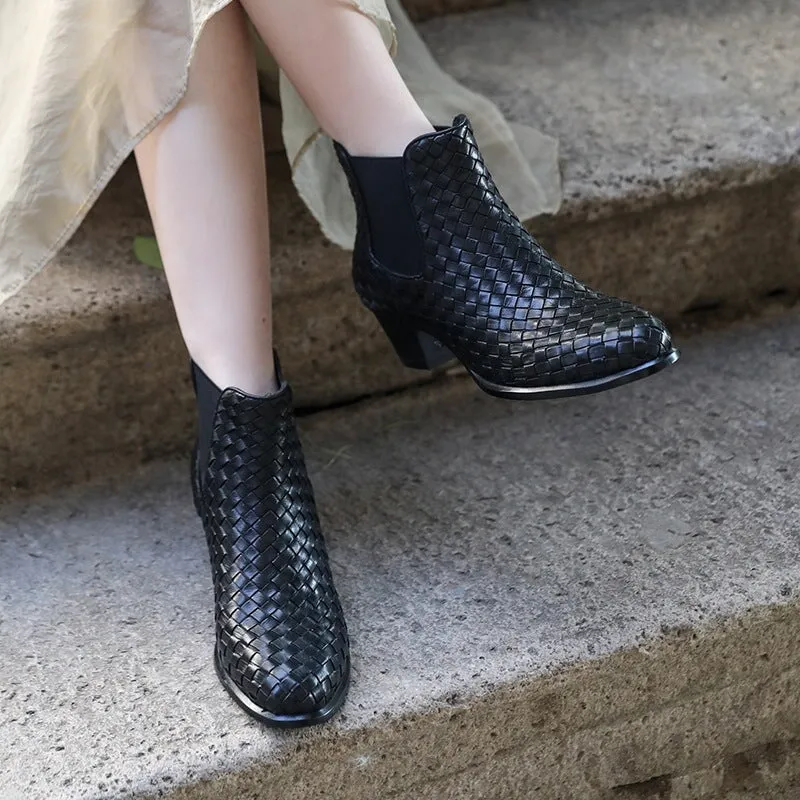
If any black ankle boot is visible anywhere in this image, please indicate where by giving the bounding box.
[334,115,679,400]
[190,359,350,727]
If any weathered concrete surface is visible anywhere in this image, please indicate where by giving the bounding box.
[403,0,510,21]
[422,0,800,310]
[1,314,800,799]
[1,0,799,488]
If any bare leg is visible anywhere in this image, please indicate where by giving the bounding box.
[240,0,434,155]
[134,2,277,395]
[131,4,350,729]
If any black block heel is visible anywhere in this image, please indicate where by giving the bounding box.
[375,311,456,371]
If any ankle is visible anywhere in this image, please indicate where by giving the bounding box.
[190,355,282,478]
[337,119,435,158]
[190,354,279,397]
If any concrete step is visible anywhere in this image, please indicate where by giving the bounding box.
[1,0,799,489]
[2,314,800,799]
[404,0,513,21]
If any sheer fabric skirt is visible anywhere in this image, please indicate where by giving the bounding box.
[0,0,561,306]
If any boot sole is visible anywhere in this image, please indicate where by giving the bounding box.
[214,647,351,729]
[470,348,681,400]
[374,311,680,400]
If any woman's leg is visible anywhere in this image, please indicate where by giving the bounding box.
[241,0,678,395]
[134,2,277,395]
[239,0,434,155]
[133,2,350,729]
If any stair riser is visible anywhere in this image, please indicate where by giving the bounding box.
[141,603,800,799]
[404,0,513,21]
[538,169,800,320]
[2,168,798,491]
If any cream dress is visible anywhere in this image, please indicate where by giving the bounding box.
[0,0,561,307]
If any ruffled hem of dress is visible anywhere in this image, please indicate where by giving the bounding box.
[0,0,236,307]
[283,0,562,252]
[0,0,399,307]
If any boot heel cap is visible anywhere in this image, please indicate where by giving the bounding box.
[374,312,455,371]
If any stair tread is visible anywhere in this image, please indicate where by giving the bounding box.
[2,314,800,798]
[422,0,799,212]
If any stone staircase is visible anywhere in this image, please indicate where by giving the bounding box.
[1,0,797,490]
[1,0,799,797]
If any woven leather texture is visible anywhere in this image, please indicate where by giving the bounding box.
[344,116,673,388]
[194,384,349,719]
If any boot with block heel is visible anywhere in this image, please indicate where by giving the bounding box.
[334,115,679,400]
[373,309,456,371]
[190,357,350,727]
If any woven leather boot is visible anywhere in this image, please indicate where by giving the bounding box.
[334,115,679,399]
[190,359,350,727]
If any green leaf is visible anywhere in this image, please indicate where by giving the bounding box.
[133,236,164,270]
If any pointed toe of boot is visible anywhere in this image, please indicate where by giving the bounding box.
[210,552,351,728]
[600,304,677,370]
[552,302,679,395]
[266,658,350,721]
[652,315,678,364]
[216,643,350,727]
[620,306,679,372]
[466,300,679,399]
